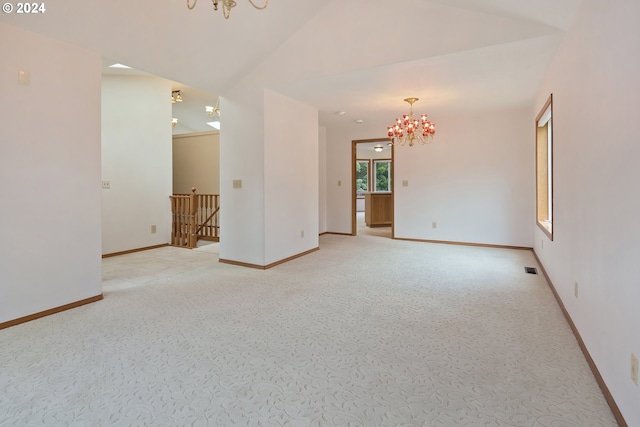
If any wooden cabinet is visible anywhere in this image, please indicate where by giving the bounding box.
[364,192,392,227]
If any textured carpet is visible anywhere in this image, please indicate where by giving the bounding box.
[0,232,616,426]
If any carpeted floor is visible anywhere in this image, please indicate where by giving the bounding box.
[0,225,617,426]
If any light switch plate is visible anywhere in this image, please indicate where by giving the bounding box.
[233,179,242,189]
[19,70,30,86]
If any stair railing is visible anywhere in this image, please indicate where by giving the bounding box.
[169,188,198,248]
[170,188,220,248]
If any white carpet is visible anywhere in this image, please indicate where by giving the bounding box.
[0,232,616,426]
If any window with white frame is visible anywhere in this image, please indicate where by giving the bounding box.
[536,94,553,240]
[373,160,392,192]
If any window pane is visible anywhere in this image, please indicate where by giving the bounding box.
[536,94,553,240]
[374,160,391,192]
[355,160,369,198]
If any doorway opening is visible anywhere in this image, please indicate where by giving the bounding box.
[351,138,394,238]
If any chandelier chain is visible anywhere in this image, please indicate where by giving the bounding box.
[186,0,267,18]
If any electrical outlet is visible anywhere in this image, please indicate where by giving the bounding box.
[338,180,342,187]
[541,239,544,249]
[432,222,437,229]
[301,230,304,238]
[151,225,157,234]
[102,181,110,189]
[632,353,638,386]
[574,281,579,298]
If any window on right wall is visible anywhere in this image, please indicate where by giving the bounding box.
[536,94,553,240]
[373,159,392,192]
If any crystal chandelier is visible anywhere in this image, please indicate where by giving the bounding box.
[387,98,436,147]
[186,0,268,19]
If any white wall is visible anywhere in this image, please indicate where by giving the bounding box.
[0,23,102,323]
[101,75,172,255]
[533,0,640,424]
[264,90,319,265]
[172,131,220,195]
[219,94,266,266]
[325,125,360,234]
[318,125,327,234]
[325,109,533,246]
[395,108,533,246]
[356,146,392,160]
[219,88,319,267]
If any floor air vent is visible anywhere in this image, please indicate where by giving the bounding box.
[525,267,538,275]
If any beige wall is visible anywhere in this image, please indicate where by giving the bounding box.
[172,132,220,195]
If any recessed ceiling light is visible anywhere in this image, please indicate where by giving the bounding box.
[207,121,220,130]
[335,111,346,116]
[354,119,364,124]
[109,63,131,69]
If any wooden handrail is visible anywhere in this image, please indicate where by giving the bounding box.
[195,206,220,235]
[170,188,220,248]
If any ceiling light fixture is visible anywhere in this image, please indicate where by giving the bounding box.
[171,90,183,103]
[206,97,220,117]
[387,97,436,147]
[373,145,384,152]
[206,97,221,130]
[186,0,268,19]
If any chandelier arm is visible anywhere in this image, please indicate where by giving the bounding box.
[186,0,198,10]
[248,0,268,10]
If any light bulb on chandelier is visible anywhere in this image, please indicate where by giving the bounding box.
[387,98,436,147]
[171,90,183,103]
[186,0,268,19]
[205,97,220,117]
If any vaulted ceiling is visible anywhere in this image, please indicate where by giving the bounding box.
[1,0,582,131]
